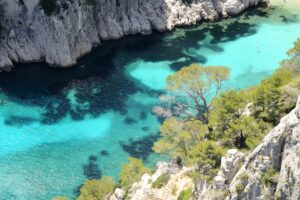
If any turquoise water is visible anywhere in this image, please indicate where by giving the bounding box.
[0,5,299,200]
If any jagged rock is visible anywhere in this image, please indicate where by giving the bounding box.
[194,179,214,200]
[119,160,194,200]
[110,188,125,200]
[226,95,300,200]
[214,149,244,190]
[214,175,226,189]
[0,0,264,70]
[239,102,253,116]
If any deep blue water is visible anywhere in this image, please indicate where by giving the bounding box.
[0,5,299,200]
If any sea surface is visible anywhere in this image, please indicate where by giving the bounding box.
[0,5,299,200]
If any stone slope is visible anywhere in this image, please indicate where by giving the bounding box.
[226,95,300,199]
[0,0,263,71]
[113,95,300,200]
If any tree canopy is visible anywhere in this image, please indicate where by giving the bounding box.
[119,157,152,189]
[77,176,114,200]
[154,64,230,124]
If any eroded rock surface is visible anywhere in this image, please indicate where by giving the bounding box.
[0,0,263,70]
[112,159,194,200]
[226,96,300,200]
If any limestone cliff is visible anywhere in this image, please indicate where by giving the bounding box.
[0,0,263,71]
[112,95,300,200]
[225,95,300,199]
[110,160,195,200]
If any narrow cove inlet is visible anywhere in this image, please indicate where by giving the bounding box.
[0,4,299,200]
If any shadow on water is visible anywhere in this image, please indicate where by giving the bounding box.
[4,115,37,127]
[0,3,291,126]
[120,134,160,161]
[74,153,105,198]
[83,155,102,180]
[100,150,109,156]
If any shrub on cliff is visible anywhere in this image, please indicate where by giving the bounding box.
[177,187,192,200]
[40,0,58,16]
[52,196,70,200]
[187,141,224,179]
[77,176,114,200]
[119,157,152,189]
[86,0,97,6]
[152,173,171,188]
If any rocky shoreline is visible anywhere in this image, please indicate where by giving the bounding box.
[0,0,263,71]
[111,96,300,200]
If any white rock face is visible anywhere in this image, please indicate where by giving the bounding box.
[110,188,125,200]
[214,149,245,189]
[226,96,300,200]
[118,160,194,200]
[0,0,264,71]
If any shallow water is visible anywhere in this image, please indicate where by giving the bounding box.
[0,5,299,200]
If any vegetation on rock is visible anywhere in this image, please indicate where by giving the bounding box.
[154,38,300,181]
[77,176,114,200]
[177,187,192,200]
[119,157,152,189]
[152,173,171,188]
[262,167,279,187]
[40,0,58,16]
[70,38,300,200]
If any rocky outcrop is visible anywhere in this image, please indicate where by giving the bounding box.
[226,95,300,200]
[108,96,300,200]
[0,0,263,71]
[111,159,194,200]
[214,149,245,190]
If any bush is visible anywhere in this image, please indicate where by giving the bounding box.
[119,157,152,189]
[40,0,57,16]
[235,183,245,193]
[152,173,171,188]
[177,187,192,200]
[77,176,114,200]
[187,141,224,179]
[51,197,69,200]
[262,167,279,186]
[86,0,97,5]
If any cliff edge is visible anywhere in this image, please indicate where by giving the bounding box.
[226,95,300,199]
[110,95,300,200]
[0,0,263,71]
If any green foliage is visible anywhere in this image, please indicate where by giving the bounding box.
[238,172,249,182]
[252,68,293,124]
[152,173,171,188]
[187,141,224,179]
[119,157,152,189]
[177,187,192,200]
[86,0,97,6]
[209,90,248,140]
[52,197,70,200]
[223,116,270,149]
[235,183,245,193]
[281,38,300,74]
[77,176,114,200]
[166,64,230,123]
[40,0,57,16]
[262,167,279,186]
[153,117,207,158]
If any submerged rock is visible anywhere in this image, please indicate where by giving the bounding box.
[0,0,264,70]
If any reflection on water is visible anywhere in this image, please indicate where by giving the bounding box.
[0,5,299,200]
